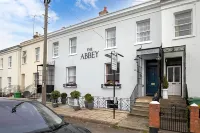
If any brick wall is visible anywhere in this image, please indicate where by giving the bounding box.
[149,101,160,128]
[190,104,200,133]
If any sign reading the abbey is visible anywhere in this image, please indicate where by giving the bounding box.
[81,48,99,60]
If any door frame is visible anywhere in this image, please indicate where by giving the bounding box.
[166,65,182,96]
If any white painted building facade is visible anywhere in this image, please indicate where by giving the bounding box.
[0,46,21,94]
[47,0,200,98]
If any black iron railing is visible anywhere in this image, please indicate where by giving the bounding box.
[130,84,138,112]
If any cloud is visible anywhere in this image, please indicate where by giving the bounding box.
[75,0,98,10]
[0,0,58,50]
[132,0,149,5]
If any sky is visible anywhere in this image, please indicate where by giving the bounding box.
[0,0,149,50]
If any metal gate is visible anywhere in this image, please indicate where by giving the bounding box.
[160,105,190,132]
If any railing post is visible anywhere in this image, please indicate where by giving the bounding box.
[190,103,199,133]
[149,101,160,133]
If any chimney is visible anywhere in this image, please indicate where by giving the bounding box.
[99,7,108,16]
[33,32,39,38]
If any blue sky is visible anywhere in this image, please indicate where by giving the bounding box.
[0,0,147,50]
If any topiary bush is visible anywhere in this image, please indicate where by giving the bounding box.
[84,93,91,100]
[51,90,61,100]
[70,90,81,99]
[163,76,169,89]
[87,95,94,103]
[61,93,67,99]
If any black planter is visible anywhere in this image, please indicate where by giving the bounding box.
[52,103,58,108]
[84,101,88,108]
[88,102,94,110]
[61,98,67,104]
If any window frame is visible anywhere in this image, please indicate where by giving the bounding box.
[69,37,77,55]
[22,51,27,64]
[0,77,2,90]
[105,27,116,49]
[66,66,76,84]
[35,47,40,62]
[174,10,192,38]
[7,77,11,87]
[136,19,150,43]
[52,42,59,58]
[104,63,120,84]
[8,56,12,68]
[0,58,3,69]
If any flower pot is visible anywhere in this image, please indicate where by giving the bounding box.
[162,89,168,99]
[52,103,58,108]
[84,101,88,108]
[61,98,67,104]
[87,102,94,110]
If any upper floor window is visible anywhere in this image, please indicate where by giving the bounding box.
[0,58,3,69]
[137,19,150,42]
[67,66,76,83]
[105,63,120,84]
[175,10,192,37]
[53,42,59,57]
[22,51,27,64]
[69,37,77,54]
[35,47,40,61]
[8,56,12,68]
[106,27,116,48]
[7,77,11,87]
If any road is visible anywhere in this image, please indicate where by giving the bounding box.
[65,118,141,133]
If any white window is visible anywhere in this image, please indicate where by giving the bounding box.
[8,77,11,87]
[35,47,40,61]
[0,58,3,69]
[105,63,120,83]
[67,67,76,83]
[137,19,150,42]
[106,27,116,48]
[22,51,27,64]
[53,42,59,57]
[8,56,12,68]
[175,10,192,37]
[69,37,77,54]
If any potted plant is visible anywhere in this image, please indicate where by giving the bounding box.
[162,76,169,99]
[51,90,60,108]
[84,93,91,108]
[70,90,81,111]
[86,95,94,110]
[61,93,67,104]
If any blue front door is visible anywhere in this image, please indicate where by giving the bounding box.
[146,64,158,96]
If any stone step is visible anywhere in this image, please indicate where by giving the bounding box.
[132,106,149,112]
[130,108,149,117]
[134,102,150,107]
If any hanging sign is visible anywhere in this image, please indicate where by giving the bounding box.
[81,48,99,60]
[112,52,117,71]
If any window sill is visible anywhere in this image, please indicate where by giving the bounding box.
[52,56,59,59]
[69,53,77,56]
[173,35,195,40]
[101,84,121,89]
[134,41,152,46]
[34,61,40,63]
[104,46,117,51]
[63,83,77,88]
[22,63,27,65]
[0,68,3,70]
[8,67,12,69]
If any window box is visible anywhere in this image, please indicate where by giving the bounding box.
[63,83,77,88]
[101,84,121,89]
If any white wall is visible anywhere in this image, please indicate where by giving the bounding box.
[48,5,161,98]
[161,0,200,97]
[0,47,21,90]
[20,40,44,89]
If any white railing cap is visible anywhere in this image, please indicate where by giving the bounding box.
[190,103,198,107]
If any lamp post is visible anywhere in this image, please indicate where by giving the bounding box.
[105,51,124,119]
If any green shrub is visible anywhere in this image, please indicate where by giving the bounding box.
[70,90,81,99]
[51,90,60,100]
[61,93,67,99]
[163,76,169,89]
[87,96,94,103]
[84,93,91,100]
